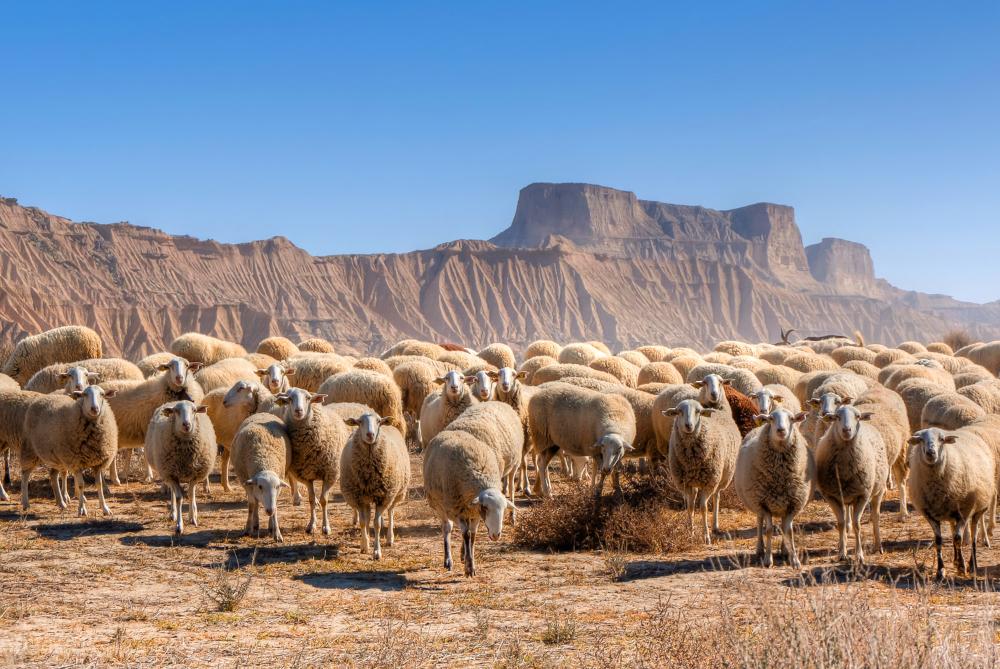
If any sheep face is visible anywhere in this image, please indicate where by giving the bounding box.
[663,399,717,436]
[751,388,783,415]
[160,400,208,436]
[71,385,116,419]
[256,363,290,394]
[756,408,807,445]
[223,380,257,409]
[158,357,202,390]
[495,367,526,394]
[345,413,391,446]
[822,404,873,441]
[596,433,634,473]
[809,392,851,418]
[908,428,959,467]
[245,471,288,516]
[58,366,100,393]
[436,371,465,401]
[693,373,730,406]
[276,388,325,422]
[474,488,514,541]
[466,370,494,402]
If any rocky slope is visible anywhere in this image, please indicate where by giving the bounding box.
[1,185,997,359]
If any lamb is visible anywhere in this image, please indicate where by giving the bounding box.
[339,413,411,559]
[528,383,636,499]
[557,343,605,366]
[283,353,353,392]
[317,368,405,432]
[19,385,119,516]
[516,355,558,384]
[921,391,986,430]
[2,325,103,385]
[523,339,562,360]
[419,370,479,449]
[298,338,335,353]
[814,404,889,563]
[477,343,516,370]
[663,399,741,544]
[170,332,247,365]
[145,400,217,534]
[907,427,996,579]
[136,352,176,378]
[735,407,812,567]
[276,388,348,534]
[424,428,513,576]
[202,381,279,491]
[231,413,292,542]
[589,356,640,387]
[194,357,260,393]
[446,402,524,504]
[529,363,620,386]
[256,336,299,360]
[637,362,683,386]
[102,356,205,484]
[24,358,144,393]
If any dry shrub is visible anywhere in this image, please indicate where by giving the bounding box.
[943,329,974,352]
[514,471,694,553]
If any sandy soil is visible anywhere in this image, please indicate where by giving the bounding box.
[0,452,998,668]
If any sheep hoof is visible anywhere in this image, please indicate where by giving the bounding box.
[373,551,382,561]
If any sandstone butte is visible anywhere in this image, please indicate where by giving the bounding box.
[1,183,998,358]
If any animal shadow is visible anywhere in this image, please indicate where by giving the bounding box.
[35,519,144,540]
[294,570,407,592]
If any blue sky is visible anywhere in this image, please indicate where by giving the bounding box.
[2,2,997,302]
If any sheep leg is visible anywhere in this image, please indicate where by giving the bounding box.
[829,499,848,561]
[781,514,801,569]
[96,471,111,516]
[981,515,992,549]
[109,457,122,486]
[319,480,334,535]
[305,481,317,534]
[201,475,210,498]
[353,508,359,527]
[142,452,154,483]
[697,489,711,545]
[290,475,303,506]
[62,471,71,504]
[685,489,695,531]
[754,513,766,561]
[970,511,983,575]
[373,505,385,560]
[461,519,476,577]
[763,515,774,568]
[387,506,396,546]
[871,491,884,554]
[894,460,909,517]
[50,469,67,509]
[270,506,283,543]
[358,505,371,555]
[73,469,88,517]
[712,491,722,534]
[851,502,866,565]
[20,468,31,511]
[169,482,185,534]
[953,520,967,575]
[441,518,454,570]
[2,450,10,488]
[220,449,232,492]
[519,452,533,496]
[536,447,558,499]
[188,482,199,527]
[243,493,256,536]
[928,517,945,580]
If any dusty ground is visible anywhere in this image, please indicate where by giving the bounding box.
[1,452,999,668]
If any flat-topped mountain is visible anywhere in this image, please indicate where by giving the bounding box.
[1,185,996,358]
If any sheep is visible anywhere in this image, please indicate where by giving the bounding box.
[524,339,562,360]
[423,428,513,576]
[702,352,733,365]
[735,407,812,567]
[298,338,335,353]
[275,388,348,535]
[392,360,443,443]
[795,371,872,410]
[0,388,46,501]
[101,356,205,484]
[783,353,840,373]
[663,399,741,544]
[558,343,605,366]
[669,355,703,380]
[381,340,446,360]
[340,412,411,559]
[921,392,986,430]
[145,400,217,534]
[724,386,762,438]
[419,370,479,448]
[477,343,516,370]
[256,336,299,360]
[814,404,889,563]
[529,363,620,386]
[842,360,880,380]
[897,341,927,354]
[907,427,996,579]
[896,378,949,434]
[853,386,911,516]
[587,357,638,387]
[754,365,802,390]
[255,362,292,395]
[516,355,557,384]
[492,367,539,493]
[759,348,797,365]
[283,353,353,392]
[528,383,636,499]
[244,352,279,369]
[587,341,612,355]
[749,384,802,416]
[318,369,405,432]
[194,357,260,393]
[915,351,968,375]
[926,342,954,355]
[617,350,650,368]
[873,349,916,368]
[231,413,292,542]
[2,326,103,385]
[830,346,878,366]
[170,332,247,365]
[19,385,119,516]
[728,355,767,372]
[959,380,1000,414]
[638,362,683,386]
[445,402,524,504]
[24,358,144,394]
[0,374,18,392]
[880,362,954,392]
[353,357,393,377]
[201,381,280,491]
[136,352,175,378]
[714,340,756,357]
[436,350,481,370]
[954,369,995,389]
[636,345,671,362]
[687,363,762,396]
[651,375,735,461]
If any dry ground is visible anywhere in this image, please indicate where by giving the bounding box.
[1,451,999,668]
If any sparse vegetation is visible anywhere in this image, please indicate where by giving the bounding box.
[541,608,579,645]
[943,328,975,351]
[201,549,256,612]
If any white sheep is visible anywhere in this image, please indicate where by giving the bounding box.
[20,385,119,516]
[423,428,514,576]
[663,399,741,544]
[194,357,260,393]
[814,404,888,563]
[340,413,411,559]
[2,325,103,385]
[734,407,812,567]
[467,369,495,403]
[283,353,353,392]
[170,332,247,366]
[907,427,996,579]
[419,370,479,449]
[145,400,217,534]
[202,381,279,491]
[231,413,292,542]
[255,362,292,395]
[0,388,45,501]
[24,358,144,393]
[317,368,405,433]
[492,367,537,494]
[445,401,524,506]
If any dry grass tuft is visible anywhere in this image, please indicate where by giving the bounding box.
[514,471,695,553]
[942,329,975,352]
[541,608,579,645]
[201,548,255,612]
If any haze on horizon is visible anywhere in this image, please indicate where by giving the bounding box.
[1,2,997,303]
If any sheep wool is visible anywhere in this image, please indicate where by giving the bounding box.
[2,325,103,385]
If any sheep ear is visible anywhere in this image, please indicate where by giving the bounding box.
[691,381,704,389]
[188,362,203,372]
[195,405,208,414]
[505,497,516,510]
[471,492,484,506]
[311,394,326,404]
[701,408,717,416]
[245,479,254,486]
[284,368,295,376]
[773,395,784,403]
[807,398,821,408]
[907,435,923,445]
[464,376,476,384]
[57,372,70,381]
[104,388,118,398]
[943,435,958,444]
[255,369,267,377]
[433,377,447,385]
[662,408,680,416]
[156,364,170,371]
[623,443,635,452]
[70,390,84,399]
[822,413,836,423]
[721,378,732,386]
[516,371,528,379]
[161,407,174,417]
[280,480,290,488]
[275,394,289,406]
[344,417,360,426]
[793,412,807,422]
[754,413,769,424]
[841,396,854,405]
[379,416,392,425]
[487,371,499,379]
[859,412,874,421]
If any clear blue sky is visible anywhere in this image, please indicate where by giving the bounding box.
[2,2,997,302]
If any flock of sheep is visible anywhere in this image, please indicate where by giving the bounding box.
[3,326,1000,579]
